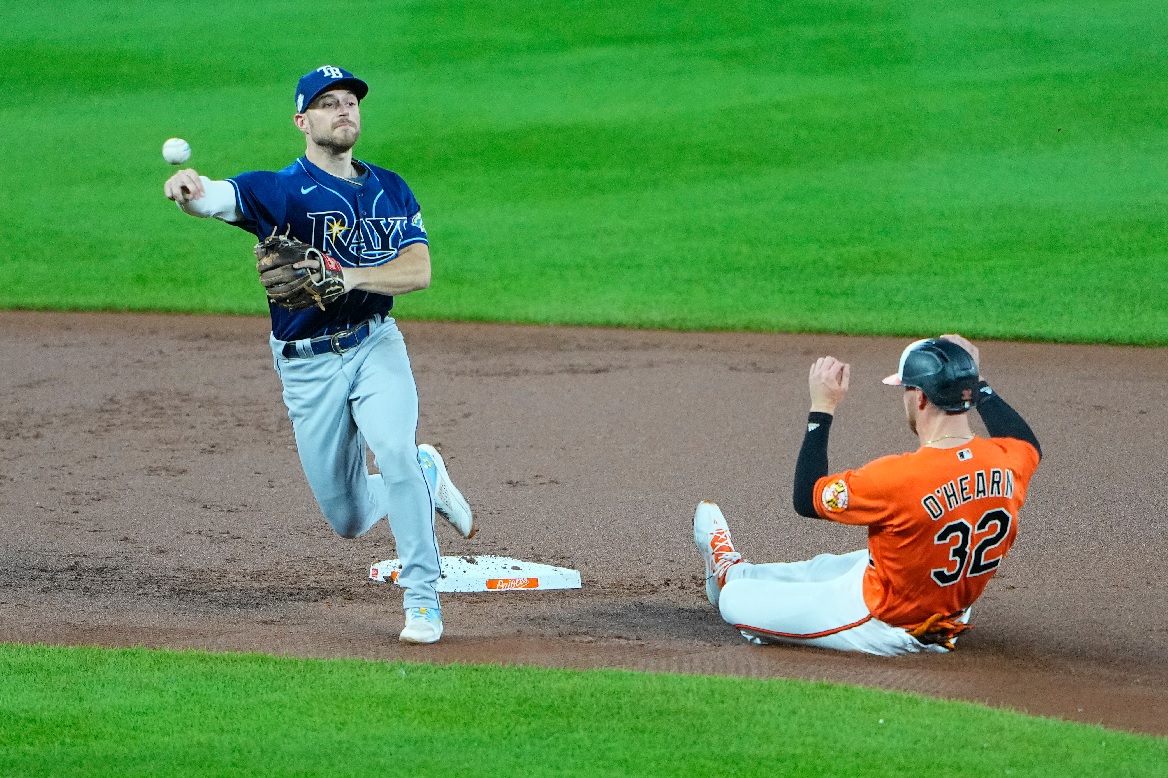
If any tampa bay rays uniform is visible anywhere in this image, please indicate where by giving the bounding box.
[163,66,472,644]
[224,157,443,612]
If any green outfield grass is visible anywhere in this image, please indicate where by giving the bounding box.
[2,1,1164,770]
[1,644,1163,777]
[1,0,1165,343]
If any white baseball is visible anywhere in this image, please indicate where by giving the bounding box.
[162,137,191,165]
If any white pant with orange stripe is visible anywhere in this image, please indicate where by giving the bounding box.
[718,550,956,656]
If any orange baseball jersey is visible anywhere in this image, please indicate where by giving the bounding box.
[813,436,1040,629]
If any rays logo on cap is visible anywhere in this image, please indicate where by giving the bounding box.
[296,65,370,113]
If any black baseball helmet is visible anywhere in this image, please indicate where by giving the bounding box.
[882,338,980,413]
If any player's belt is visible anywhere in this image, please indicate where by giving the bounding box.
[281,319,374,359]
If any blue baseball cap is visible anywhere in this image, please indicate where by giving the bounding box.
[295,65,369,112]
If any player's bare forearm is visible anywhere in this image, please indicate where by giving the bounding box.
[341,243,432,295]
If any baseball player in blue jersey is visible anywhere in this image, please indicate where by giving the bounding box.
[163,65,474,644]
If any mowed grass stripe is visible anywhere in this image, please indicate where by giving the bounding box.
[0,645,1163,777]
[1,0,1165,342]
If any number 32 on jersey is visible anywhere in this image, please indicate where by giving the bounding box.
[931,508,1013,586]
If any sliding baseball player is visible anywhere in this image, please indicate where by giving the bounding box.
[695,335,1041,655]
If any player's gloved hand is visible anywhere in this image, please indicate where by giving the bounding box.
[254,228,347,311]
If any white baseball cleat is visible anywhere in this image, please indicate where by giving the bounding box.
[418,444,476,538]
[399,606,444,644]
[693,501,742,608]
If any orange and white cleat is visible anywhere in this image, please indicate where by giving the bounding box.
[693,501,742,607]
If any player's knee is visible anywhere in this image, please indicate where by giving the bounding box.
[318,497,373,539]
[327,512,365,539]
[332,520,364,540]
[717,580,749,625]
[372,441,425,486]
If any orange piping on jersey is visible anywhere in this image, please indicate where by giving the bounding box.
[734,614,873,640]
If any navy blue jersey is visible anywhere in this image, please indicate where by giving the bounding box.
[228,157,428,341]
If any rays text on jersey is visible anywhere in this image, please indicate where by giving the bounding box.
[307,210,406,262]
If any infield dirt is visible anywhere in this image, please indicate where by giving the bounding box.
[2,311,1165,735]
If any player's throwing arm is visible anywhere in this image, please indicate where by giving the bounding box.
[160,66,476,646]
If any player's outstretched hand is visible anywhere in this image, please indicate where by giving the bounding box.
[939,333,981,375]
[163,168,205,204]
[809,356,850,414]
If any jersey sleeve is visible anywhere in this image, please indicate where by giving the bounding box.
[812,458,896,526]
[226,171,287,235]
[378,170,428,248]
[401,186,428,247]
